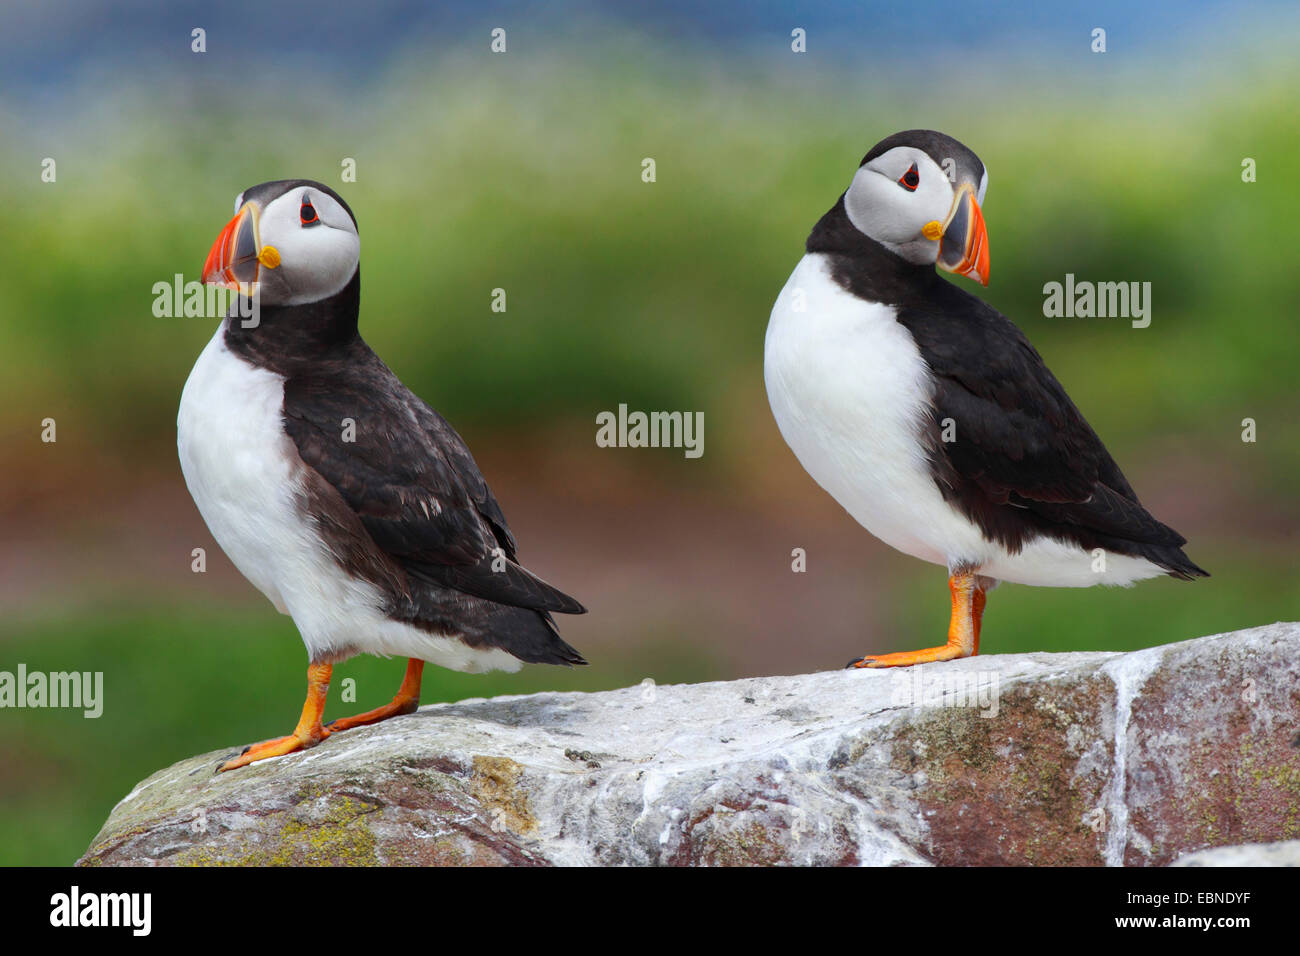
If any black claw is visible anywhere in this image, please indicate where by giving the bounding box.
[845,657,875,669]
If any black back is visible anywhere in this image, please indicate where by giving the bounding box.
[224,255,587,664]
[808,197,1207,579]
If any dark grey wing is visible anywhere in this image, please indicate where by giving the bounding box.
[281,348,586,614]
[898,286,1207,579]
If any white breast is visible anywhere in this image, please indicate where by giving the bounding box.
[764,254,986,569]
[177,326,304,616]
[763,254,1163,588]
[177,324,521,671]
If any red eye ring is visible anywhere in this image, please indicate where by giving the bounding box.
[898,163,920,192]
[300,197,319,226]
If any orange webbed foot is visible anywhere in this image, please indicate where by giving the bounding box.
[846,571,987,670]
[218,726,331,772]
[218,661,333,773]
[847,643,968,669]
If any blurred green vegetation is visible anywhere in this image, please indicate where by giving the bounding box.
[2,46,1297,485]
[2,37,1298,865]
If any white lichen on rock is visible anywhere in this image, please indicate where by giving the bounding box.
[78,622,1300,867]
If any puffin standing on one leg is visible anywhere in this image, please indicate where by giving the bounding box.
[763,130,1207,669]
[179,180,586,771]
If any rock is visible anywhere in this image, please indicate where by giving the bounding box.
[1171,839,1300,866]
[79,622,1300,867]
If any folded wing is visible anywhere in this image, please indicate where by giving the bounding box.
[282,346,587,614]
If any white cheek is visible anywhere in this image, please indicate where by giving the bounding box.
[272,229,360,304]
[846,166,954,247]
[846,172,922,242]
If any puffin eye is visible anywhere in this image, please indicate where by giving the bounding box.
[898,163,920,192]
[300,197,319,227]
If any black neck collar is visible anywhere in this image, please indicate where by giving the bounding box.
[224,268,361,374]
[805,195,947,306]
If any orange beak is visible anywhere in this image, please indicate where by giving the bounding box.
[201,203,262,291]
[936,184,990,286]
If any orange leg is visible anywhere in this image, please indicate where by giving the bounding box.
[325,658,424,733]
[971,585,987,656]
[220,661,333,772]
[848,570,987,668]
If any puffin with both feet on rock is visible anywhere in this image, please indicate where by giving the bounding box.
[178,179,586,771]
[763,130,1207,669]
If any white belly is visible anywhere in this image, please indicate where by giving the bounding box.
[177,323,522,670]
[177,326,304,616]
[763,254,1162,588]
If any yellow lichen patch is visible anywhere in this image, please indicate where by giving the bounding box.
[694,819,792,866]
[471,755,537,834]
[270,796,380,866]
[174,791,381,867]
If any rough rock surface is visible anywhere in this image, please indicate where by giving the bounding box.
[79,622,1300,866]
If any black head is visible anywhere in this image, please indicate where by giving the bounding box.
[202,179,360,307]
[839,129,990,285]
